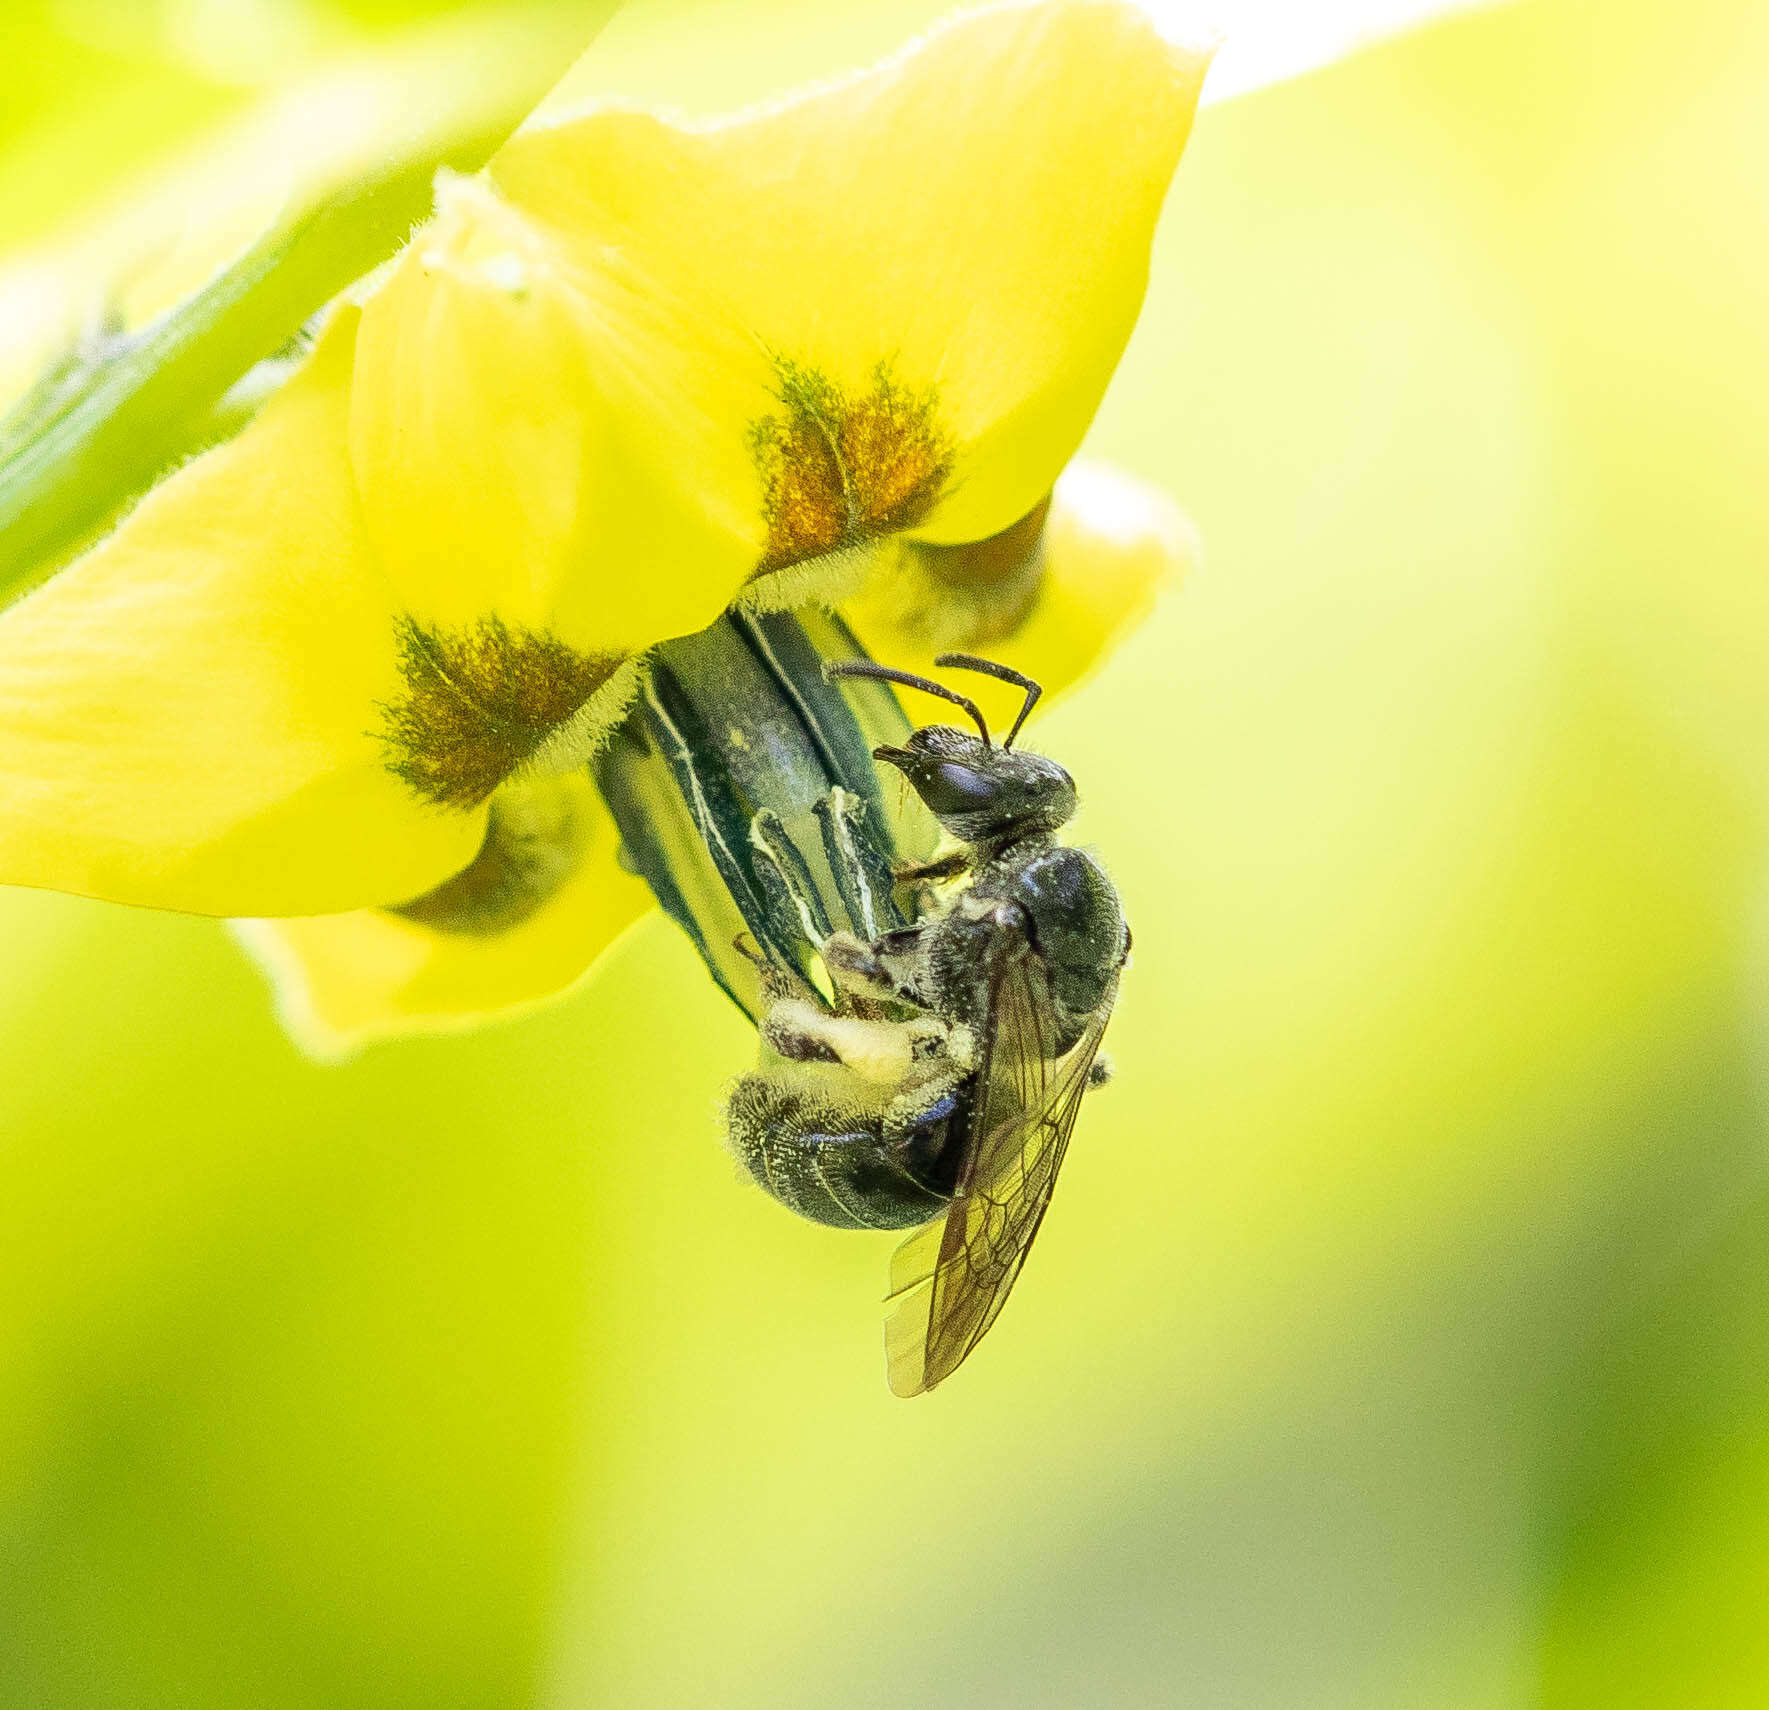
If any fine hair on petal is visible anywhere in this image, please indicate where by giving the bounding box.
[749,356,953,574]
[378,613,627,809]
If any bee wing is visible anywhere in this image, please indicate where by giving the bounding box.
[884,952,1119,1397]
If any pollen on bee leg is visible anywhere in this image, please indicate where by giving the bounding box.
[761,999,948,1088]
[378,613,635,810]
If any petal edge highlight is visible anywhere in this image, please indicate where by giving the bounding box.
[235,780,651,1056]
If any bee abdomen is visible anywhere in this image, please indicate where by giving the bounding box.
[726,1074,956,1231]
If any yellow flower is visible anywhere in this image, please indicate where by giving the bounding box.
[0,0,1209,1054]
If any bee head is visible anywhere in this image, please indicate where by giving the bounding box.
[873,724,1076,842]
[825,652,1073,844]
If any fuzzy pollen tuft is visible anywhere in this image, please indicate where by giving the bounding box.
[379,613,629,809]
[749,358,953,575]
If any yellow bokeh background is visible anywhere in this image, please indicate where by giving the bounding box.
[4,1,1769,1705]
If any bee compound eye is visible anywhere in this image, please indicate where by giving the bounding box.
[920,761,1000,816]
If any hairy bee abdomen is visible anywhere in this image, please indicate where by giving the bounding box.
[725,1074,962,1231]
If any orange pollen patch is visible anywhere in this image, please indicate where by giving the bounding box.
[379,614,626,810]
[750,359,954,574]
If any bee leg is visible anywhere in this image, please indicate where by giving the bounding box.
[893,849,972,885]
[759,1005,845,1065]
[760,998,952,1084]
[1087,1053,1113,1090]
[821,932,892,997]
[823,927,935,1010]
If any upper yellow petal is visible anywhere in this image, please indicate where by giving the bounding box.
[0,311,484,915]
[235,778,651,1056]
[481,0,1207,586]
[349,173,751,653]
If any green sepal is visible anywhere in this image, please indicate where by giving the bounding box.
[596,610,941,1024]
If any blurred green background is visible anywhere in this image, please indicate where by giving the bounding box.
[4,0,1769,1705]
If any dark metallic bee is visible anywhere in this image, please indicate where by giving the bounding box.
[597,614,1127,1395]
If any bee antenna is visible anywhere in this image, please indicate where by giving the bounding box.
[933,653,1043,749]
[824,660,991,747]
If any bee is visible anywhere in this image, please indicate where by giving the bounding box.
[723,653,1129,1396]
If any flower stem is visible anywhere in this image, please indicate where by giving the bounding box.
[0,0,615,612]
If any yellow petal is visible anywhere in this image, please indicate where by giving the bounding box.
[349,171,755,652]
[0,311,483,915]
[490,0,1209,577]
[1010,459,1200,697]
[847,458,1196,721]
[235,777,651,1056]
